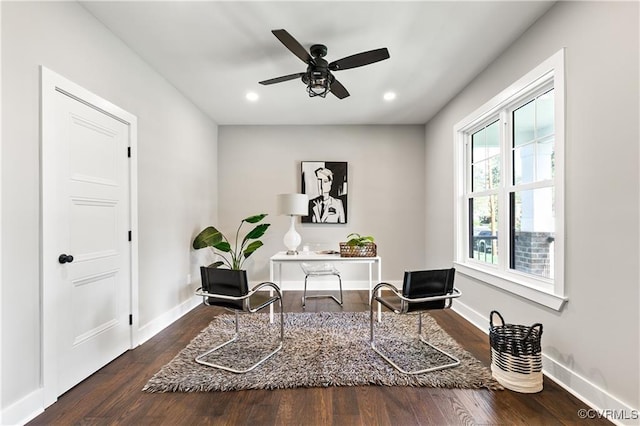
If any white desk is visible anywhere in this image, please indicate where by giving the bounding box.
[269,251,382,321]
[269,251,382,299]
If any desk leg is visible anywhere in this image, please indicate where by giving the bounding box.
[269,260,274,323]
[368,262,372,305]
[377,258,382,322]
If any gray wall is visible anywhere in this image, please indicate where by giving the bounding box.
[424,1,639,410]
[217,125,426,285]
[1,1,218,414]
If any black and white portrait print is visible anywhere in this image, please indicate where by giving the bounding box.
[301,161,348,224]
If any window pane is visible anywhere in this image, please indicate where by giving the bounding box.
[513,100,535,146]
[472,127,487,162]
[470,196,499,265]
[472,120,499,163]
[513,143,535,185]
[536,89,554,138]
[537,139,554,181]
[472,160,488,192]
[486,120,500,157]
[489,155,500,188]
[511,188,555,279]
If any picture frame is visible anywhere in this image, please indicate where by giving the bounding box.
[301,161,348,224]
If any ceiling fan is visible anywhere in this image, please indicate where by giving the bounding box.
[259,29,390,99]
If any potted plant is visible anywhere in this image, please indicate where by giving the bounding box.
[192,214,270,293]
[339,233,377,257]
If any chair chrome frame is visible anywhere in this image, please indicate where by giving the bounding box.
[195,281,284,373]
[301,265,343,308]
[370,281,462,375]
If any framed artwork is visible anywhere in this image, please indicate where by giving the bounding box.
[301,161,348,224]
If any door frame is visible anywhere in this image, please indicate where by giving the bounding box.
[40,66,139,407]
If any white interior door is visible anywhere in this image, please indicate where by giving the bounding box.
[41,67,138,404]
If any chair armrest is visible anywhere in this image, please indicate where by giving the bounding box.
[370,284,462,314]
[397,287,462,304]
[195,289,249,301]
[372,282,402,296]
[247,281,282,312]
[371,282,404,313]
[249,281,282,296]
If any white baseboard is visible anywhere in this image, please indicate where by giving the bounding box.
[1,388,44,426]
[137,296,201,345]
[452,300,639,426]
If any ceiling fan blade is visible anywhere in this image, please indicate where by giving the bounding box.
[330,78,350,99]
[328,48,390,71]
[259,72,305,85]
[271,29,312,64]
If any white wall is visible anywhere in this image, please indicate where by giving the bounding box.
[217,125,426,286]
[424,0,639,414]
[1,1,218,419]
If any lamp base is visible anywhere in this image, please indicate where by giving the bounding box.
[283,215,302,255]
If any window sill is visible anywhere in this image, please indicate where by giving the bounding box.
[453,262,568,311]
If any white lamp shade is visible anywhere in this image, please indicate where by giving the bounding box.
[277,193,308,216]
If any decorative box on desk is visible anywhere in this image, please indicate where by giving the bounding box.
[339,233,377,257]
[339,242,377,257]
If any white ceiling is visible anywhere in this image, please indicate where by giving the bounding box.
[80,1,555,125]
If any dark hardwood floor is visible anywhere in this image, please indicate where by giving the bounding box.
[29,291,609,425]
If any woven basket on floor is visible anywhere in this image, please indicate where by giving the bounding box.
[489,310,543,393]
[339,242,377,257]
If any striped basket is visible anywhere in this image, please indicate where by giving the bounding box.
[489,311,543,393]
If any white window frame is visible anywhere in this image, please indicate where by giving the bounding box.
[453,49,567,311]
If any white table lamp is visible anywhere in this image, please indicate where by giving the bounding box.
[277,193,308,255]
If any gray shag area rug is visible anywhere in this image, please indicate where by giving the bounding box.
[143,311,502,392]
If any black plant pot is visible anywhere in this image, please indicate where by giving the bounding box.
[200,267,249,310]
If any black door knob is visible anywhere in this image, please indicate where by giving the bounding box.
[58,254,74,264]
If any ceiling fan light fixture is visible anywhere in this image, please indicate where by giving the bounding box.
[304,70,331,98]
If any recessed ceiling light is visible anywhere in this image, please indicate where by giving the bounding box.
[383,92,396,101]
[246,92,259,102]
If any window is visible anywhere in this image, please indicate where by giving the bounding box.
[454,50,567,311]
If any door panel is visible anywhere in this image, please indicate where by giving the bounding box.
[42,69,134,399]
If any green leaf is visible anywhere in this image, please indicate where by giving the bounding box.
[243,223,271,241]
[346,232,374,246]
[193,226,224,249]
[243,240,264,259]
[244,213,268,224]
[207,261,224,268]
[213,241,231,252]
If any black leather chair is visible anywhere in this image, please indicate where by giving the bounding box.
[370,268,461,374]
[195,267,284,373]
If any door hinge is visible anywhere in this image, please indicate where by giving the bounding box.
[129,314,133,325]
[128,230,132,241]
[127,147,131,158]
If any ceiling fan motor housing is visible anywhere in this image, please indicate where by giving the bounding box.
[310,44,328,58]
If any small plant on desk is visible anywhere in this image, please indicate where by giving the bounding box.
[345,233,375,247]
[340,233,377,257]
